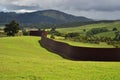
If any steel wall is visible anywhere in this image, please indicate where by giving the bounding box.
[40,36,120,61]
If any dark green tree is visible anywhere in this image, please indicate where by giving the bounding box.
[50,27,56,32]
[4,20,19,36]
[83,29,86,32]
[87,27,109,36]
[112,27,118,31]
[65,32,80,38]
[114,31,120,41]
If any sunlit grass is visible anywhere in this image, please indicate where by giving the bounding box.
[57,21,120,36]
[0,36,120,80]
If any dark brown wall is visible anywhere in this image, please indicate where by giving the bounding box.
[40,36,120,61]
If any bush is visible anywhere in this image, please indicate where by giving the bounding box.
[21,29,29,36]
[107,41,120,48]
[50,34,55,39]
[114,31,120,41]
[112,27,118,31]
[65,32,80,38]
[23,31,29,36]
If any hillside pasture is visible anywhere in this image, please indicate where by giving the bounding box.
[57,21,120,38]
[95,31,116,38]
[0,36,120,80]
[57,23,111,33]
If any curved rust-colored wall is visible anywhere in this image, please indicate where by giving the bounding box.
[40,36,120,61]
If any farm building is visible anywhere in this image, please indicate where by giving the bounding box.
[30,29,47,37]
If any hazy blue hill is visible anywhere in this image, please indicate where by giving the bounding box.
[0,10,92,24]
[38,10,92,22]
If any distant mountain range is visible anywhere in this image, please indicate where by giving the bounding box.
[0,10,92,24]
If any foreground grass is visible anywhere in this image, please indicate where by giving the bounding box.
[0,36,120,80]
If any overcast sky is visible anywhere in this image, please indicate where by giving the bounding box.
[0,0,120,20]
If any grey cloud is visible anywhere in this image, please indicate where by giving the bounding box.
[58,0,120,11]
[6,5,41,10]
[0,0,120,19]
[1,0,120,11]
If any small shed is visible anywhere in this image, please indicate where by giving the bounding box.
[30,29,47,37]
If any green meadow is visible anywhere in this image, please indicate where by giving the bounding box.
[0,36,120,80]
[57,21,120,38]
[53,21,120,48]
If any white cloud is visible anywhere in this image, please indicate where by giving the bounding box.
[13,9,37,13]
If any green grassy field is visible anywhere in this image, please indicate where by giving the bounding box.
[48,21,120,48]
[57,23,109,33]
[0,36,120,80]
[57,21,120,38]
[57,21,120,33]
[95,31,116,38]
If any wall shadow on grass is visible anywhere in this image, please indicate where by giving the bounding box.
[39,36,120,62]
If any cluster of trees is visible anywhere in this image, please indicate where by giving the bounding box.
[87,27,109,36]
[4,20,20,36]
[65,34,107,44]
[3,20,30,36]
[64,32,120,47]
[64,27,111,44]
[65,34,120,48]
[49,27,65,39]
[65,32,80,39]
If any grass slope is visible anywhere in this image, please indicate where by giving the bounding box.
[95,31,116,38]
[57,23,110,33]
[0,36,120,80]
[57,21,120,38]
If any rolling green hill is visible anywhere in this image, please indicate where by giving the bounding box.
[57,21,120,33]
[0,36,120,80]
[57,21,120,39]
[94,31,115,38]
